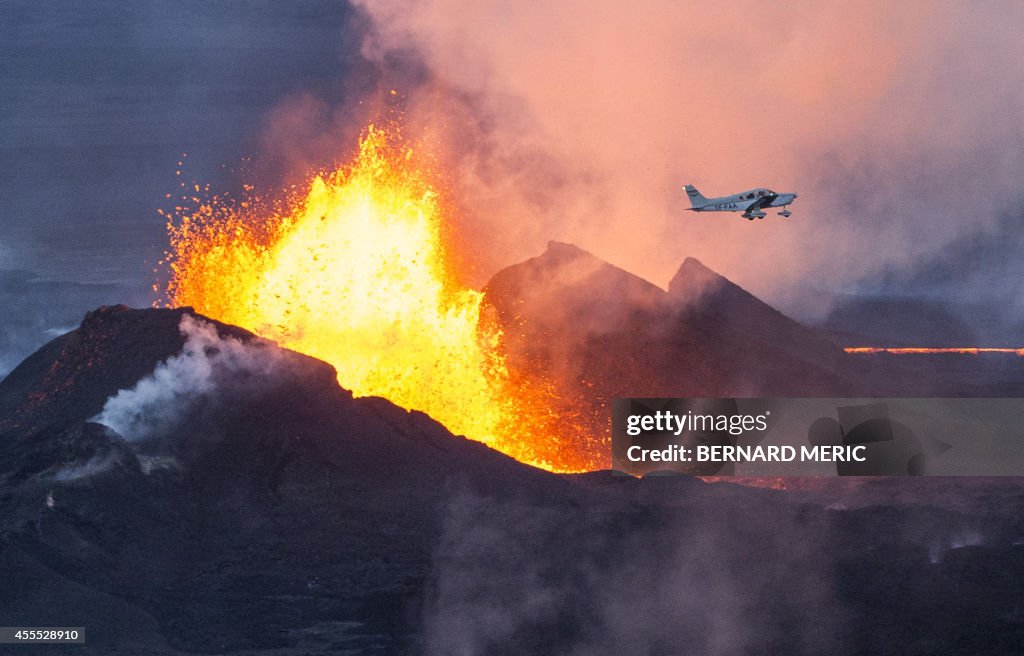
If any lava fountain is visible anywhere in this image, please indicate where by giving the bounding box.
[162,123,596,472]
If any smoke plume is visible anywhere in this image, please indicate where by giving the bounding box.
[94,315,285,442]
[424,488,847,655]
[349,0,1024,319]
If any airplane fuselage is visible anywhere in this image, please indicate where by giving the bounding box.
[693,190,796,212]
[685,185,797,219]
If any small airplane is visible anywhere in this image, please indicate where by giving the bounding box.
[684,184,798,220]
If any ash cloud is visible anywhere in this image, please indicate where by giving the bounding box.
[94,315,286,443]
[423,485,1008,655]
[424,489,847,656]
[351,0,1024,321]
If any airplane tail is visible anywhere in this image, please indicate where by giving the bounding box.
[684,184,708,209]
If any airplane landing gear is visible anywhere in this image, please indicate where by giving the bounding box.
[779,207,792,218]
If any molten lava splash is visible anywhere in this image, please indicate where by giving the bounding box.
[163,124,597,472]
[846,347,1024,356]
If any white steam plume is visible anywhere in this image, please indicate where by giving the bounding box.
[93,315,283,442]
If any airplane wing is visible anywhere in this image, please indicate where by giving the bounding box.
[740,197,770,219]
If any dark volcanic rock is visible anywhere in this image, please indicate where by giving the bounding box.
[483,243,853,444]
[0,305,261,433]
[668,256,844,365]
[484,243,1018,419]
[0,305,571,654]
[2,305,1023,655]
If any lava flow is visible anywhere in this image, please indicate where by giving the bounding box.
[846,347,1024,356]
[161,123,596,473]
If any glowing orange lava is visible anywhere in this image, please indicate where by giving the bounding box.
[162,123,597,472]
[845,347,1024,356]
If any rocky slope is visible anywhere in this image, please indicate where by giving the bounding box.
[1,302,1022,654]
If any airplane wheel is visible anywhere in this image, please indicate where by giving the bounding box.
[747,217,754,221]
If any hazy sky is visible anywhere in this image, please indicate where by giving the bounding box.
[0,1,368,284]
[2,1,1023,373]
[0,1,370,372]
